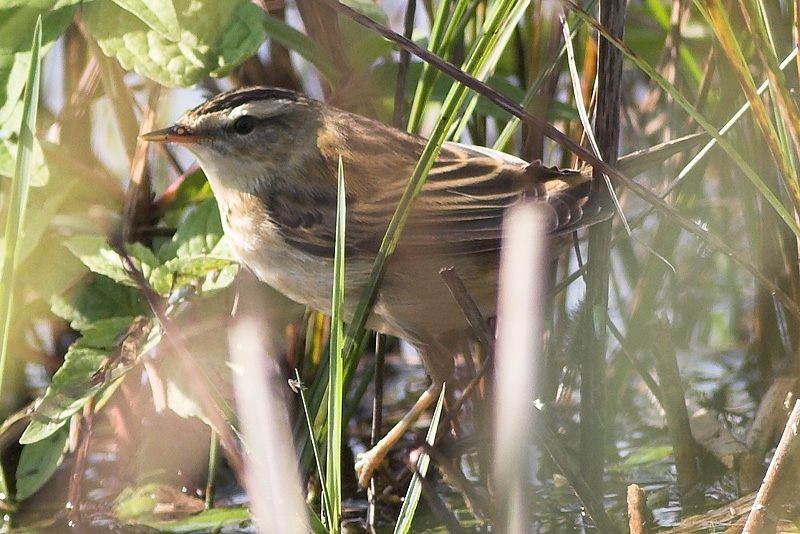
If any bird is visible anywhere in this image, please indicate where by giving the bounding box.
[140,86,604,487]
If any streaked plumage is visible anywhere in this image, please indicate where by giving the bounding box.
[141,86,604,486]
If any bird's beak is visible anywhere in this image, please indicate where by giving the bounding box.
[139,125,202,144]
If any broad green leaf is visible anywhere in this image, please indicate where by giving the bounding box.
[117,504,252,533]
[82,0,266,87]
[15,425,69,500]
[164,380,204,420]
[157,198,227,262]
[78,316,143,349]
[66,235,158,287]
[2,186,73,285]
[14,236,84,303]
[339,1,391,74]
[21,317,158,444]
[150,256,237,295]
[114,483,205,522]
[20,345,107,443]
[51,274,149,331]
[150,197,237,295]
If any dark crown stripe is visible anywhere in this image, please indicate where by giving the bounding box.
[193,87,303,115]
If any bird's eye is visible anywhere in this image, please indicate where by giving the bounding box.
[233,115,255,135]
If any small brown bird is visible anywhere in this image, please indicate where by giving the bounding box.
[141,86,602,487]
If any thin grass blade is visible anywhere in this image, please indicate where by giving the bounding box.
[324,157,347,532]
[0,17,42,394]
[294,369,332,525]
[393,385,446,534]
[0,21,42,509]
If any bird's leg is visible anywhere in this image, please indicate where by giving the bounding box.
[354,380,443,488]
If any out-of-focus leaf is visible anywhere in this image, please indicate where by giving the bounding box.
[117,494,250,529]
[338,0,391,75]
[150,257,237,295]
[164,380,204,420]
[0,1,81,122]
[50,274,150,331]
[83,0,266,87]
[66,235,158,287]
[157,197,228,261]
[15,425,69,500]
[156,167,213,224]
[621,443,674,465]
[0,134,49,186]
[20,345,107,443]
[262,13,338,84]
[1,187,72,284]
[115,483,205,522]
[21,316,159,444]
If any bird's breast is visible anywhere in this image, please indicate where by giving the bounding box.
[218,193,331,310]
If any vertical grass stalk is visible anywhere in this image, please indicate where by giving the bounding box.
[324,157,347,532]
[0,18,41,396]
[0,17,42,501]
[392,385,446,534]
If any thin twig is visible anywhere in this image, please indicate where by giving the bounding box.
[650,317,700,492]
[392,0,416,129]
[439,267,494,353]
[742,399,800,532]
[627,484,651,534]
[533,407,619,533]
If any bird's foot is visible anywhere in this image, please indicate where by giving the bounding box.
[354,446,388,488]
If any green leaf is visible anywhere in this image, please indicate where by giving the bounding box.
[51,273,150,331]
[2,186,74,286]
[393,385,446,534]
[14,234,85,303]
[157,198,228,261]
[151,198,237,294]
[15,425,69,500]
[20,345,107,443]
[156,168,213,226]
[325,157,347,529]
[622,443,673,465]
[82,0,267,87]
[0,0,81,122]
[0,133,49,186]
[21,316,159,444]
[66,235,158,287]
[117,498,251,530]
[164,380,203,420]
[0,18,45,501]
[78,316,143,349]
[0,15,43,411]
[338,1,391,74]
[150,256,237,295]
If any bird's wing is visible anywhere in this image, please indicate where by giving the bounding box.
[393,141,596,254]
[263,140,599,259]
